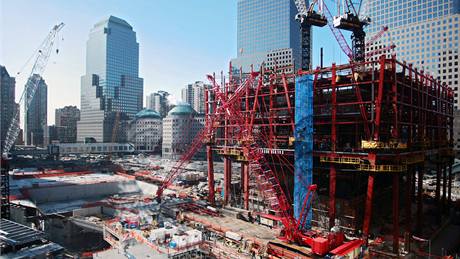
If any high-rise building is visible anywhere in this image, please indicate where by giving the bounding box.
[454,109,460,157]
[0,66,16,151]
[55,106,80,143]
[45,125,63,145]
[231,0,303,72]
[146,90,170,117]
[363,0,460,108]
[128,109,163,152]
[181,81,209,114]
[25,74,47,147]
[162,103,205,159]
[77,16,144,143]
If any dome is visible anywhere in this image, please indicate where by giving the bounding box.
[167,103,197,116]
[135,109,161,119]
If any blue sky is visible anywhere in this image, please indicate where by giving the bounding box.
[1,0,349,124]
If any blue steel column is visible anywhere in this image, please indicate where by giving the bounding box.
[294,75,313,229]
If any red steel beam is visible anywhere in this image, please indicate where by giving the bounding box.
[412,166,417,200]
[240,162,245,207]
[269,76,275,148]
[393,174,400,254]
[391,58,399,139]
[329,164,337,229]
[373,55,386,141]
[435,163,441,204]
[224,158,231,205]
[205,88,215,205]
[281,73,295,133]
[331,63,337,151]
[442,163,447,212]
[363,174,375,237]
[416,166,424,234]
[448,163,453,205]
[244,162,249,210]
[207,146,215,205]
[404,166,412,252]
[329,63,338,231]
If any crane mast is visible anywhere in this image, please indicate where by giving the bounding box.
[294,0,313,70]
[2,23,64,155]
[296,0,380,63]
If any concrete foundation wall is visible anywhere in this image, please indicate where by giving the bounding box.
[28,180,141,203]
[136,180,159,195]
[73,206,102,217]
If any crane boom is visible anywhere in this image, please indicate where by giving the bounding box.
[2,23,64,155]
[365,26,388,47]
[295,0,353,60]
[322,3,353,59]
[155,73,259,199]
[365,44,396,58]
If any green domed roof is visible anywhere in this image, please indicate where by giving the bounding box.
[135,109,161,119]
[168,103,196,116]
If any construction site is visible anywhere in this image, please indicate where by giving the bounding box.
[2,0,460,258]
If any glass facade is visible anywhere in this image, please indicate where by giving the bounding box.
[363,0,460,108]
[77,16,143,143]
[0,66,16,150]
[232,0,302,71]
[25,75,47,146]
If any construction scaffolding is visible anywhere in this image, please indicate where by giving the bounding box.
[307,55,455,254]
[205,66,296,211]
[205,55,455,255]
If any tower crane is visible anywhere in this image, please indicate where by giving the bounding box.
[295,0,391,64]
[294,0,315,70]
[333,0,370,62]
[295,0,354,61]
[2,23,65,156]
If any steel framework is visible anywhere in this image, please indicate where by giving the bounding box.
[157,67,345,256]
[206,55,454,255]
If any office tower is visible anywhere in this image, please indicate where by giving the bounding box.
[0,66,16,151]
[25,74,47,147]
[454,109,460,157]
[363,0,460,108]
[162,103,205,159]
[128,109,163,152]
[231,0,304,72]
[146,90,170,118]
[181,81,209,114]
[45,125,61,145]
[55,106,80,143]
[77,16,144,143]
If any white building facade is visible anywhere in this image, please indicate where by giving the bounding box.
[162,103,205,159]
[128,109,162,153]
[181,82,209,114]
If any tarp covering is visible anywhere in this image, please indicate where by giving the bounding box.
[294,75,313,230]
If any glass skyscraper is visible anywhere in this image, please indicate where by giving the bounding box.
[25,74,47,147]
[77,16,143,143]
[1,66,16,151]
[231,0,303,72]
[363,0,460,108]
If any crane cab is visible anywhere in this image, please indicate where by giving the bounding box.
[333,12,370,31]
[296,11,328,28]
